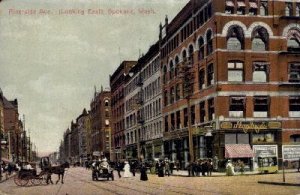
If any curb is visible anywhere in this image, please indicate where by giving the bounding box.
[258,181,300,186]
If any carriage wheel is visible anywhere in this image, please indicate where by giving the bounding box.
[19,178,29,187]
[14,175,22,186]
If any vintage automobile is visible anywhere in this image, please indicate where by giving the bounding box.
[92,161,114,181]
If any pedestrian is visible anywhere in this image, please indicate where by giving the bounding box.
[158,160,164,177]
[116,161,122,178]
[165,159,170,176]
[130,161,136,177]
[140,163,148,181]
[208,159,213,176]
[201,160,206,176]
[298,158,300,172]
[123,161,132,178]
[175,160,180,171]
[170,161,174,175]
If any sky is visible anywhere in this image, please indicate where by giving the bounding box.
[0,0,189,155]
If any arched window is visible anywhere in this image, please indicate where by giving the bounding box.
[188,45,194,64]
[227,25,245,50]
[287,29,300,50]
[175,56,179,76]
[182,50,187,62]
[252,27,269,51]
[169,61,175,79]
[163,65,167,84]
[206,30,213,55]
[198,37,204,60]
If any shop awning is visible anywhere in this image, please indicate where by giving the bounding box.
[225,144,254,158]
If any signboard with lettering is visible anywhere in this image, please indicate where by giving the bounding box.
[220,121,281,133]
[282,145,300,161]
[253,145,278,158]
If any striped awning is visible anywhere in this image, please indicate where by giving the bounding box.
[226,1,234,7]
[249,2,258,9]
[225,144,254,158]
[237,1,246,7]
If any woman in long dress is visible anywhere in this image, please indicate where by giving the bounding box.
[123,161,132,178]
[140,163,148,181]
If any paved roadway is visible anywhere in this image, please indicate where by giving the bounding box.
[0,167,299,195]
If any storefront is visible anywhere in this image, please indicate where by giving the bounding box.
[216,121,282,170]
[252,145,278,173]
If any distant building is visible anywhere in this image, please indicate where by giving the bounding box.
[110,61,136,161]
[77,108,89,164]
[90,87,111,159]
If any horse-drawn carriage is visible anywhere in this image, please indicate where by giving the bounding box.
[92,159,114,181]
[13,161,48,187]
[14,157,69,186]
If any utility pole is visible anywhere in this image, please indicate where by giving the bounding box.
[180,58,195,163]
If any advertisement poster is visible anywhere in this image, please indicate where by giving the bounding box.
[1,0,300,194]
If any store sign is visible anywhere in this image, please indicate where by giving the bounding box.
[282,145,300,161]
[253,145,278,158]
[220,121,281,133]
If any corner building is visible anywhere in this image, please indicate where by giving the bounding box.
[161,0,300,169]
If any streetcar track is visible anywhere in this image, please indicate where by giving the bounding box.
[68,171,154,195]
[70,170,192,195]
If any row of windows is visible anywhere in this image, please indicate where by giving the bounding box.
[112,104,124,119]
[225,0,268,16]
[229,96,300,118]
[125,98,162,129]
[164,96,300,132]
[124,57,160,96]
[125,121,163,145]
[161,3,212,58]
[113,119,125,133]
[143,77,161,101]
[284,2,300,17]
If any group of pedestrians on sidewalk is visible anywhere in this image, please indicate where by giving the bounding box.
[187,159,213,177]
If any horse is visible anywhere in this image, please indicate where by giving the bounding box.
[43,162,69,184]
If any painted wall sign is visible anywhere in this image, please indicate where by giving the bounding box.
[220,121,281,133]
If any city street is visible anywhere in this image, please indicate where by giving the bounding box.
[0,167,299,195]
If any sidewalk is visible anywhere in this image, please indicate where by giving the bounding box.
[168,169,300,177]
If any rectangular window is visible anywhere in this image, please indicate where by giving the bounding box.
[171,113,175,130]
[164,90,168,106]
[199,69,205,90]
[200,101,205,123]
[170,87,175,104]
[208,98,215,120]
[253,96,269,117]
[249,1,258,15]
[253,62,268,82]
[164,116,169,132]
[176,110,181,129]
[228,61,244,82]
[191,105,195,125]
[175,84,180,100]
[229,97,245,118]
[289,62,300,82]
[207,64,214,86]
[289,96,300,117]
[184,108,188,127]
[237,1,246,15]
[285,3,293,16]
[225,1,234,14]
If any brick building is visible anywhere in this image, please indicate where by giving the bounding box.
[110,61,136,161]
[160,0,300,169]
[90,87,111,159]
